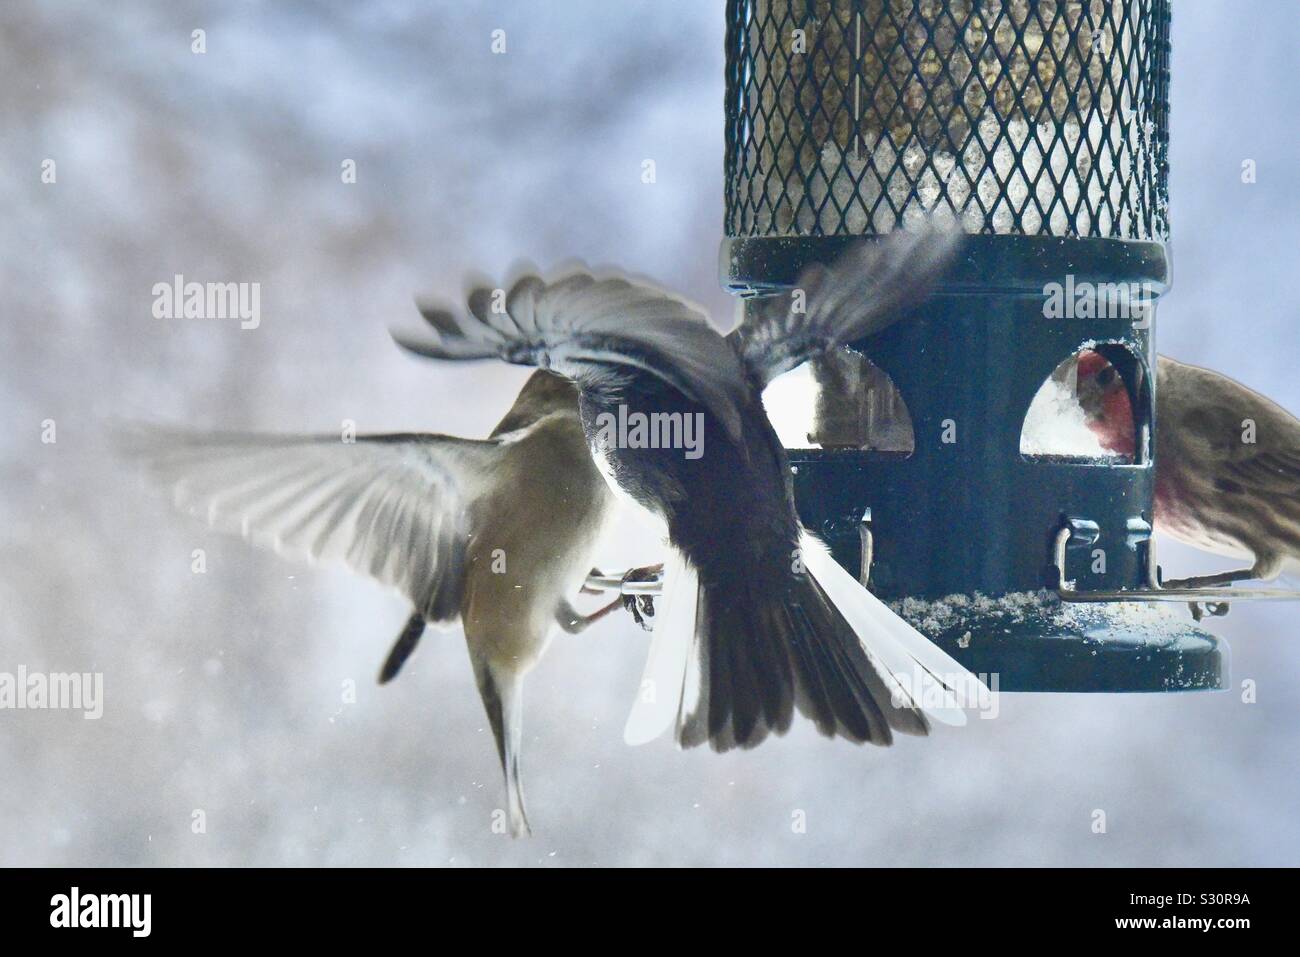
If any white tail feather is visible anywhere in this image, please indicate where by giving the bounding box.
[800,532,987,725]
[623,550,699,746]
[623,537,985,746]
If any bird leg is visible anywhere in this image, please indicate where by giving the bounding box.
[1162,568,1258,590]
[1157,569,1256,623]
[561,563,665,633]
[555,596,624,634]
[1162,563,1277,621]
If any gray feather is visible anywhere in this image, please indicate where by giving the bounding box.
[729,217,965,387]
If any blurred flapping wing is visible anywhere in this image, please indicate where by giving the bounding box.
[121,427,503,620]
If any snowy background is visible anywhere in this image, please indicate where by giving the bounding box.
[2,0,1296,866]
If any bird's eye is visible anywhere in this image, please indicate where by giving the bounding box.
[1097,367,1116,386]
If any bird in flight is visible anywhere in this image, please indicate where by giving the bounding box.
[394,221,986,753]
[124,368,653,837]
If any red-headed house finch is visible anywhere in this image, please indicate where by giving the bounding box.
[1076,350,1300,589]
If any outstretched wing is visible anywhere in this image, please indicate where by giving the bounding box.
[120,426,503,621]
[393,269,752,441]
[728,219,964,388]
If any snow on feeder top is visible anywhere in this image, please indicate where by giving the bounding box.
[722,0,1226,692]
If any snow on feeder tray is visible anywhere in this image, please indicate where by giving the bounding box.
[719,0,1229,692]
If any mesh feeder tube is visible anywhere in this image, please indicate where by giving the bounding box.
[722,0,1224,691]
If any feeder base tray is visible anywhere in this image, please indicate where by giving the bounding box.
[890,591,1227,693]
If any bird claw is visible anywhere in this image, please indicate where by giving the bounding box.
[623,594,656,630]
[1187,600,1232,622]
[620,564,662,632]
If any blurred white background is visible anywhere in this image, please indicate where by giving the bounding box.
[1,0,1296,866]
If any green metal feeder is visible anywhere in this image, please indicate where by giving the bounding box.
[720,0,1227,691]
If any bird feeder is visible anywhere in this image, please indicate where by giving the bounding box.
[721,0,1228,691]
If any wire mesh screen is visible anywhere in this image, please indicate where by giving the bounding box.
[724,0,1170,240]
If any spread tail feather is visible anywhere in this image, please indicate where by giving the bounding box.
[799,534,986,718]
[624,534,985,751]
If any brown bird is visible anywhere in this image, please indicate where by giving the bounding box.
[1076,350,1300,589]
[124,369,648,837]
